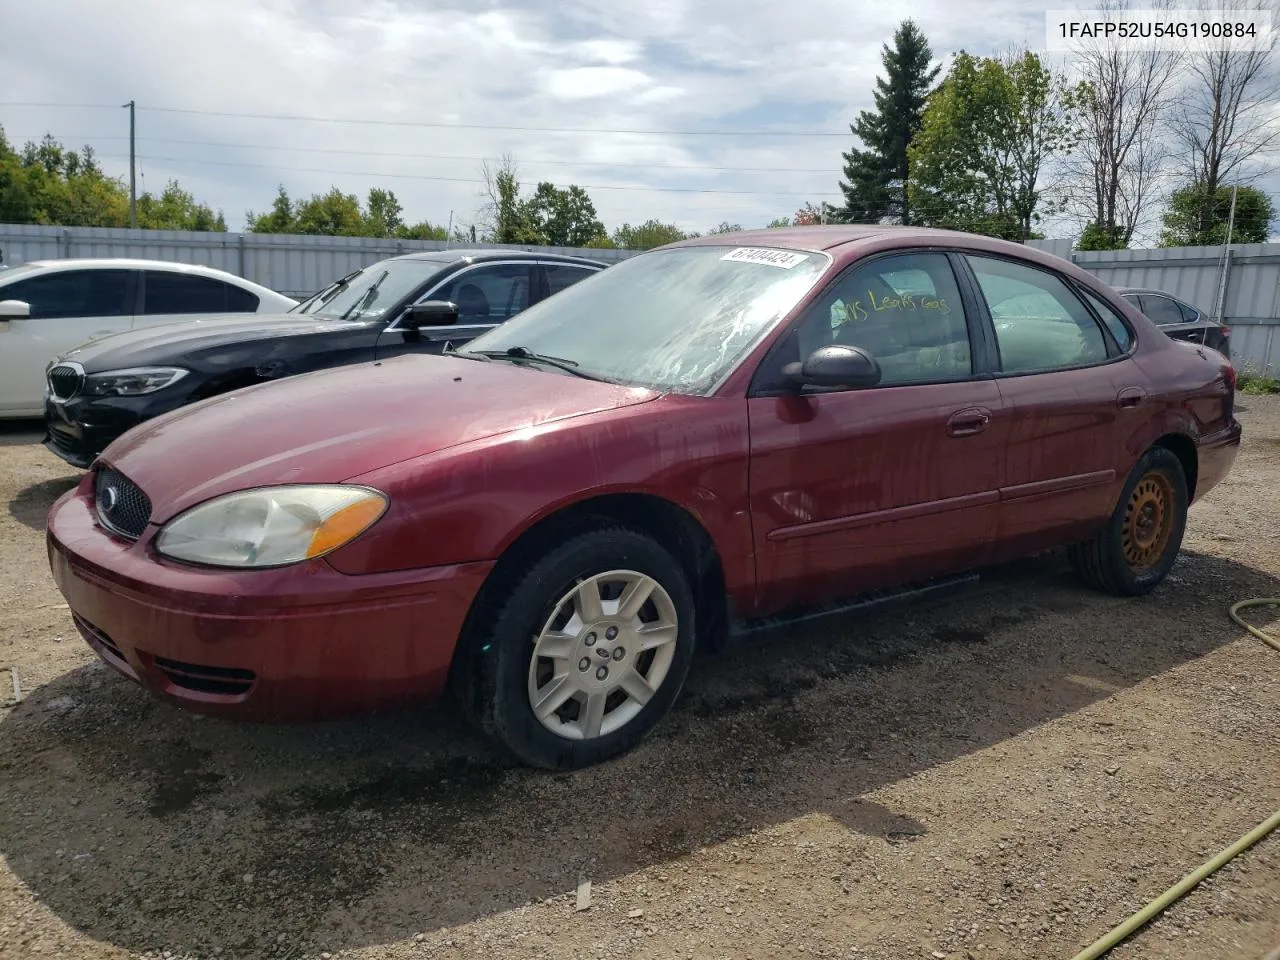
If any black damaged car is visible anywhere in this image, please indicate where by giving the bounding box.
[42,249,605,467]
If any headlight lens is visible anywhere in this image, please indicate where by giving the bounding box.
[154,485,387,568]
[84,367,188,396]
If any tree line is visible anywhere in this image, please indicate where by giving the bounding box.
[840,12,1277,248]
[5,5,1275,251]
[0,130,226,231]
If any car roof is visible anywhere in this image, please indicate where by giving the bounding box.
[671,224,1092,276]
[18,258,277,288]
[388,248,606,267]
[1113,286,1179,297]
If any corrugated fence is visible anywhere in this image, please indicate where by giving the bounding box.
[2,224,1276,374]
[1065,244,1280,375]
[0,223,638,299]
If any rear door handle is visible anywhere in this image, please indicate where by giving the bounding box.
[946,406,992,437]
[1117,386,1147,409]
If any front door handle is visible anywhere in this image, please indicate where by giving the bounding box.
[946,406,992,437]
[1117,386,1147,409]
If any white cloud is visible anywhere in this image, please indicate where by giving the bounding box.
[0,0,1080,238]
[547,67,652,100]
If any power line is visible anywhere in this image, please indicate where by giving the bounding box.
[5,134,841,174]
[136,154,846,197]
[0,101,851,137]
[138,105,850,137]
[0,101,120,110]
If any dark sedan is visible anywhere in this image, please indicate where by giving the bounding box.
[1115,286,1230,357]
[42,249,605,467]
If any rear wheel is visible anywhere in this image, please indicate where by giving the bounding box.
[456,527,696,770]
[1069,447,1189,596]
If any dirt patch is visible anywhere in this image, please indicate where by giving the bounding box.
[0,404,1278,960]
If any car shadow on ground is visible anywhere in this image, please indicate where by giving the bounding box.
[0,549,1273,958]
[9,475,81,531]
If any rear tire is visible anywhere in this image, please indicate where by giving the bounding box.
[455,526,696,770]
[1069,446,1188,596]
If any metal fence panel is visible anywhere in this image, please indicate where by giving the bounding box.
[0,223,638,299]
[4,223,1278,373]
[1066,243,1280,373]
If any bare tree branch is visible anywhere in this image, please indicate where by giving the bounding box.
[1059,0,1184,245]
[1169,0,1280,190]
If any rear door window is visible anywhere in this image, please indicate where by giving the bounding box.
[1137,295,1185,327]
[966,255,1109,373]
[1080,290,1134,352]
[143,271,258,314]
[544,263,599,296]
[1176,299,1201,322]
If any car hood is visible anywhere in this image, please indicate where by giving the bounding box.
[101,352,660,523]
[56,313,372,370]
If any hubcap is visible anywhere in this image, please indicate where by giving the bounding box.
[1121,471,1175,573]
[526,569,679,741]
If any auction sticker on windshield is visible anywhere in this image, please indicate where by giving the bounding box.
[720,248,810,268]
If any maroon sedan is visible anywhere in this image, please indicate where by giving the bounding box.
[47,227,1241,769]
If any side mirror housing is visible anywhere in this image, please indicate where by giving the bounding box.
[0,299,31,319]
[782,344,881,390]
[402,300,459,328]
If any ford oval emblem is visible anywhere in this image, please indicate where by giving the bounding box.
[98,484,119,514]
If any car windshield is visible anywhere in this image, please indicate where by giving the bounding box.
[291,258,446,321]
[465,245,829,394]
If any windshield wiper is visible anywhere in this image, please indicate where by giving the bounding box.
[295,269,361,313]
[340,269,389,320]
[461,347,618,382]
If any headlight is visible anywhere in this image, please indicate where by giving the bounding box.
[84,367,188,397]
[154,485,387,568]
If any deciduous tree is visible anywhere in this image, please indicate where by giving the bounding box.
[611,220,691,250]
[1159,183,1275,245]
[909,50,1079,241]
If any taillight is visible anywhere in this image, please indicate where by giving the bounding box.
[1224,365,1237,391]
[1220,326,1231,337]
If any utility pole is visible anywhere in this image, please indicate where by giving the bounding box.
[1213,184,1239,323]
[123,100,136,228]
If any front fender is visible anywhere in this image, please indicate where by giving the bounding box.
[325,396,755,599]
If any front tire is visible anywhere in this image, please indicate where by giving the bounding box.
[458,527,696,770]
[1069,447,1189,596]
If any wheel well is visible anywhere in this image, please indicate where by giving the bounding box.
[1154,433,1198,501]
[462,493,730,654]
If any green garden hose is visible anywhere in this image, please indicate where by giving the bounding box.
[1067,599,1280,960]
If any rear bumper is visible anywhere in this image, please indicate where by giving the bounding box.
[1194,418,1242,503]
[46,485,493,721]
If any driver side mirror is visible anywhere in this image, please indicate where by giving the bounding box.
[0,299,31,320]
[401,300,459,329]
[782,344,881,390]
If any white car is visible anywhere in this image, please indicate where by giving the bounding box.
[0,258,297,417]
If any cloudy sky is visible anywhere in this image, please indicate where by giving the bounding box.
[0,0,1184,238]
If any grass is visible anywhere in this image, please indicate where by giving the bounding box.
[1238,371,1280,395]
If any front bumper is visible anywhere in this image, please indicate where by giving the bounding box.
[43,392,158,469]
[46,482,493,722]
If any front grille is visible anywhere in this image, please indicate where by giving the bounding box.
[153,656,256,697]
[94,467,152,539]
[48,363,85,401]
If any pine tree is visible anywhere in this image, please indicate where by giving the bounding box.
[839,20,939,225]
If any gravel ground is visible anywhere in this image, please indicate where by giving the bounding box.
[0,399,1278,960]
